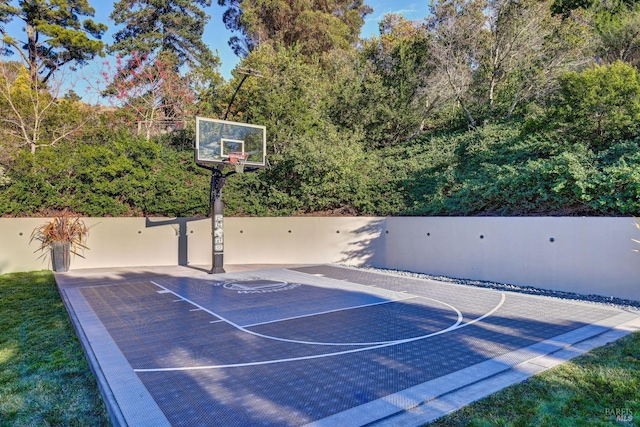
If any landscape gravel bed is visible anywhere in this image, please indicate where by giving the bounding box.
[349,266,640,313]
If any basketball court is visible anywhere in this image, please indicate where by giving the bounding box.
[56,264,640,427]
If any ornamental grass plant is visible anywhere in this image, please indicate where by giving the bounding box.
[31,213,89,257]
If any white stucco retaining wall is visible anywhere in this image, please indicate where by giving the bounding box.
[384,217,640,301]
[1,216,638,301]
[0,217,386,274]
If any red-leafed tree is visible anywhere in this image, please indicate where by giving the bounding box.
[101,52,195,140]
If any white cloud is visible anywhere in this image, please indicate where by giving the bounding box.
[366,9,415,22]
[361,2,429,37]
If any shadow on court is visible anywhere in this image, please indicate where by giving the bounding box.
[55,265,638,427]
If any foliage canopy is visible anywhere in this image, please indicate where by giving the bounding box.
[1,0,640,217]
[217,0,372,57]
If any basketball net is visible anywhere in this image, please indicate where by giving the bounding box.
[227,152,249,173]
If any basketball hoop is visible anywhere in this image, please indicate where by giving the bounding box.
[227,151,249,173]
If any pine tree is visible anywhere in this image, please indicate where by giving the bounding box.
[109,0,217,69]
[0,0,107,85]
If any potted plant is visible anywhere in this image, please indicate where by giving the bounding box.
[31,213,89,272]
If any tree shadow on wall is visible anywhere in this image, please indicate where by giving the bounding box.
[339,218,386,266]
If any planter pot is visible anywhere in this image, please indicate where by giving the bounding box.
[51,242,71,272]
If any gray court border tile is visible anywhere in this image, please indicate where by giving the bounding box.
[62,286,171,427]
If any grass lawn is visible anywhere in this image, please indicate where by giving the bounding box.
[429,329,640,426]
[0,271,109,426]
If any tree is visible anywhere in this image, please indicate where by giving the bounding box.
[0,0,106,85]
[222,45,377,214]
[188,63,225,117]
[109,0,218,69]
[551,0,595,16]
[426,0,486,128]
[101,53,195,141]
[0,1,103,156]
[425,0,591,127]
[217,0,372,57]
[108,0,220,124]
[541,61,640,146]
[592,0,640,68]
[479,0,591,118]
[0,1,9,38]
[0,61,89,154]
[337,14,434,147]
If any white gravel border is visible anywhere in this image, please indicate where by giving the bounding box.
[344,265,640,313]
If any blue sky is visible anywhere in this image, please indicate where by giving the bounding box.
[361,1,430,37]
[91,1,431,80]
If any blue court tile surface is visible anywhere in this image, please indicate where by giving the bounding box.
[55,265,640,427]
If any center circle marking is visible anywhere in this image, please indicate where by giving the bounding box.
[223,279,301,294]
[246,296,464,346]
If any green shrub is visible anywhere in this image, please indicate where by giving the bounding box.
[259,122,376,214]
[1,118,639,218]
[0,132,211,217]
[381,122,640,216]
[526,61,640,149]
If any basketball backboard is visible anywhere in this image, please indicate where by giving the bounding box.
[195,117,266,168]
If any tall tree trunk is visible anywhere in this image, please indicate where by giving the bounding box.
[26,22,38,86]
[459,98,477,129]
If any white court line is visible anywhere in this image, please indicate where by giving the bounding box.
[242,296,419,328]
[150,281,463,346]
[131,282,506,372]
[135,292,505,372]
[245,295,463,346]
